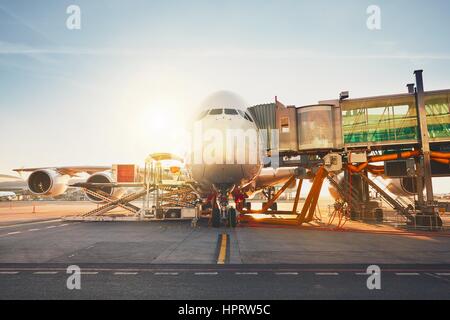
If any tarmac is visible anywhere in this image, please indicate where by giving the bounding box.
[0,201,449,299]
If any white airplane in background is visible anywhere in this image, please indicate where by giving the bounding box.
[0,191,16,201]
[9,91,298,227]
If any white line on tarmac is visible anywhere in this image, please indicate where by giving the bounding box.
[154,272,179,275]
[6,231,21,235]
[28,228,40,232]
[0,271,19,274]
[315,272,339,276]
[33,271,58,274]
[425,273,450,284]
[395,273,420,276]
[235,272,258,275]
[275,272,298,275]
[0,219,61,230]
[355,273,369,275]
[194,272,218,275]
[435,273,450,276]
[45,225,56,229]
[80,272,98,275]
[114,272,138,275]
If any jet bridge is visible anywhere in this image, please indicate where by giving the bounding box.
[248,70,450,229]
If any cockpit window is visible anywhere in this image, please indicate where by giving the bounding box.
[196,110,209,120]
[224,109,238,115]
[209,109,223,115]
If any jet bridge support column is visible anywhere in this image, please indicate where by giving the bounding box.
[413,70,442,229]
[415,70,434,203]
[344,169,371,220]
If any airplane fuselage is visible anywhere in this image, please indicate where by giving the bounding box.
[187,106,262,196]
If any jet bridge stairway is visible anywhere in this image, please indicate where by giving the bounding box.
[326,175,363,214]
[355,173,415,223]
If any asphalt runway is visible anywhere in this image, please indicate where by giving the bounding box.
[0,219,449,299]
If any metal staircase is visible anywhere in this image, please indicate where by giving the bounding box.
[356,173,415,223]
[326,175,362,212]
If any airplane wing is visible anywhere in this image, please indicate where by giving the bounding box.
[13,166,111,176]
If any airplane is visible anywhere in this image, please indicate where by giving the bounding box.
[0,191,16,201]
[0,174,27,197]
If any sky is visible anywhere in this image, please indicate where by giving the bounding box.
[0,0,449,192]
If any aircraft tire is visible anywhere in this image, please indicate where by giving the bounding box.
[212,208,221,228]
[228,208,237,228]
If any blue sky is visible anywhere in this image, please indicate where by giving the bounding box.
[0,0,449,191]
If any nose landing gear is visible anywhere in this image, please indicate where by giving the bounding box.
[211,206,238,228]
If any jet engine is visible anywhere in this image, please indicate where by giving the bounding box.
[84,172,124,202]
[27,169,69,196]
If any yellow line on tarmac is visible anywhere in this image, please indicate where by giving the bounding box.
[217,233,228,264]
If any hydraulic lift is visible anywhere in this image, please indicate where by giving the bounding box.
[63,153,200,222]
[238,166,329,226]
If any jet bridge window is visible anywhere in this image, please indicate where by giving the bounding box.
[209,109,223,115]
[224,109,238,115]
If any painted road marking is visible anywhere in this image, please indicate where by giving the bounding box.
[114,272,138,275]
[46,226,57,229]
[154,272,179,275]
[315,272,339,275]
[33,271,58,274]
[194,272,218,275]
[0,271,19,274]
[435,273,450,276]
[0,219,61,230]
[355,273,369,275]
[216,233,228,265]
[28,228,40,232]
[6,231,21,235]
[275,272,298,275]
[395,272,420,276]
[80,272,98,275]
[235,272,258,275]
